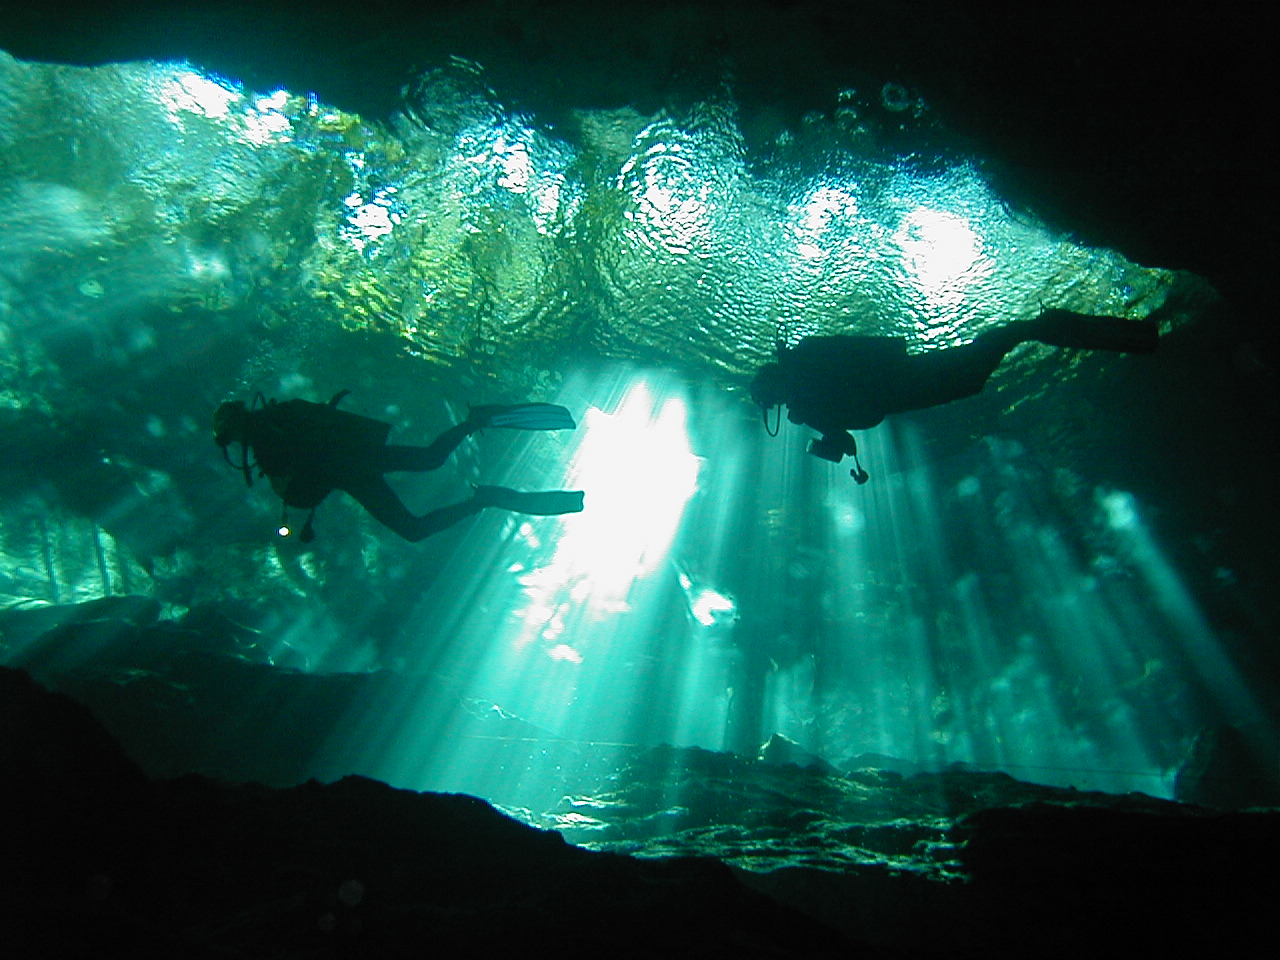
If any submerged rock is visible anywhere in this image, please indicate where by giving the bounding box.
[0,666,858,958]
[1175,723,1280,810]
[3,665,1278,959]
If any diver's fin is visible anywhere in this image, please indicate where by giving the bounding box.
[470,403,577,430]
[474,485,585,515]
[1031,310,1159,354]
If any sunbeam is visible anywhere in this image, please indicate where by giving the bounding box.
[296,366,1274,806]
[315,368,709,804]
[3,47,1273,837]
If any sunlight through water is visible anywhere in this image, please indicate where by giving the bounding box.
[515,377,701,636]
[317,368,1255,806]
[894,206,991,310]
[2,49,1272,819]
[333,369,710,803]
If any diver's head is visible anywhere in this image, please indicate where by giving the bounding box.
[213,400,249,449]
[750,362,787,411]
[750,363,788,437]
[749,363,786,410]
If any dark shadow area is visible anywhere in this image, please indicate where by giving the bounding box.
[5,664,1277,959]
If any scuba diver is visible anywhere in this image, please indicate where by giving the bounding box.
[214,391,584,542]
[750,308,1159,482]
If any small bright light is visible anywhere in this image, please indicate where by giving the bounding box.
[638,180,707,245]
[277,525,291,538]
[690,588,735,627]
[186,247,230,281]
[243,95,294,145]
[351,204,395,233]
[547,644,584,664]
[158,71,292,144]
[619,138,712,253]
[494,136,532,192]
[160,71,241,123]
[527,174,574,236]
[795,186,858,236]
[786,186,865,265]
[341,189,401,253]
[1100,489,1139,531]
[255,90,288,112]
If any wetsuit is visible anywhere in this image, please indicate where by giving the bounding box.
[234,396,582,541]
[755,309,1158,474]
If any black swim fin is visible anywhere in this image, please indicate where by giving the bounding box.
[474,485,585,515]
[1032,309,1159,354]
[469,403,577,431]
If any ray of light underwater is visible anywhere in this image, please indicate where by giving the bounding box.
[289,365,1269,803]
[0,50,1274,811]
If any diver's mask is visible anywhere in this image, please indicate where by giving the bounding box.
[213,400,255,485]
[213,401,248,449]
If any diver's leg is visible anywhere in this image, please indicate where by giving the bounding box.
[1026,309,1159,353]
[893,328,1023,410]
[341,477,583,542]
[341,474,483,542]
[472,485,585,516]
[886,312,1155,417]
[375,422,473,473]
[374,404,581,476]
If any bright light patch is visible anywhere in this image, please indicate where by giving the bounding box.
[894,206,991,307]
[547,644,584,664]
[185,246,230,282]
[451,123,576,235]
[636,178,708,251]
[675,562,737,627]
[243,90,294,145]
[790,186,860,260]
[158,72,292,145]
[620,139,712,254]
[490,133,569,233]
[160,71,241,123]
[691,588,735,627]
[341,187,402,253]
[531,176,566,234]
[1100,489,1139,530]
[493,135,532,192]
[514,379,700,640]
[256,90,288,112]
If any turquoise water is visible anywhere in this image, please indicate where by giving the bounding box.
[0,46,1272,805]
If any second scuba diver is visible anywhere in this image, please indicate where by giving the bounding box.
[750,307,1160,482]
[214,391,584,542]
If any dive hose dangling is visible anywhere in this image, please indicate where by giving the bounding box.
[762,402,781,437]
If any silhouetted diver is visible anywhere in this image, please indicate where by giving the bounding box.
[750,308,1159,482]
[214,392,583,542]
